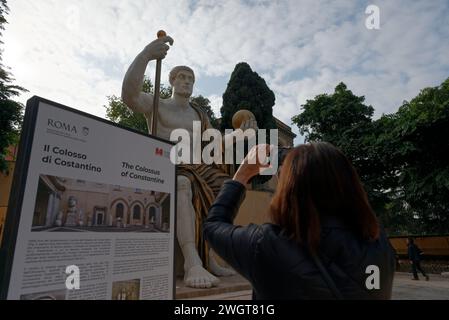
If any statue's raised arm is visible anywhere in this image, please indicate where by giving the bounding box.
[121,36,174,114]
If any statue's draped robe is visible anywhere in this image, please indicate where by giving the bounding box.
[177,104,230,270]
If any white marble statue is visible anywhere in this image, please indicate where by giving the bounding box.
[64,196,78,227]
[55,210,63,227]
[78,209,84,227]
[122,35,258,289]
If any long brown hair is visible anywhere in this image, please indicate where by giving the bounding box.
[270,142,379,250]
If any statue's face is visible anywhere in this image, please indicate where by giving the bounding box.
[172,70,194,98]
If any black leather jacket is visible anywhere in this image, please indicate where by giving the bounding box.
[203,180,396,300]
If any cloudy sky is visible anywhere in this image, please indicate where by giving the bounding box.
[4,0,449,144]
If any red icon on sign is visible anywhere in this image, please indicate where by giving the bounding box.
[155,148,163,156]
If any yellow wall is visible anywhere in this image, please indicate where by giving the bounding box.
[235,190,273,226]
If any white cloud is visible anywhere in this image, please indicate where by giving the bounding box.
[206,94,222,118]
[3,0,449,146]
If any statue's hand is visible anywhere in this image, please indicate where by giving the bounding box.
[240,119,258,131]
[144,36,174,61]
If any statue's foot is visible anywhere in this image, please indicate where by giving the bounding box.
[184,265,220,288]
[209,255,237,277]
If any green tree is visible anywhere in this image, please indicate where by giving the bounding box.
[220,62,276,131]
[0,0,26,173]
[220,62,277,185]
[292,83,374,140]
[292,83,395,227]
[292,79,449,235]
[384,78,449,234]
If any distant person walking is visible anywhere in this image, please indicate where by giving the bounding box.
[407,237,429,281]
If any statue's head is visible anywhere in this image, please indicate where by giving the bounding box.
[169,66,195,98]
[68,196,77,207]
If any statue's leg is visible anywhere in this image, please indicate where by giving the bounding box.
[209,249,237,277]
[177,175,219,288]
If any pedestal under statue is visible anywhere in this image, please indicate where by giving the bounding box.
[122,34,258,288]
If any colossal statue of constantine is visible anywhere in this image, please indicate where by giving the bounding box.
[122,35,258,288]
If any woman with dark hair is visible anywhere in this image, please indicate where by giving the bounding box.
[203,142,396,299]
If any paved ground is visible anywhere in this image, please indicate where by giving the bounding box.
[392,272,449,300]
[177,272,449,300]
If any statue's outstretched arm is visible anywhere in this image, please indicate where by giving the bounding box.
[121,36,174,114]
